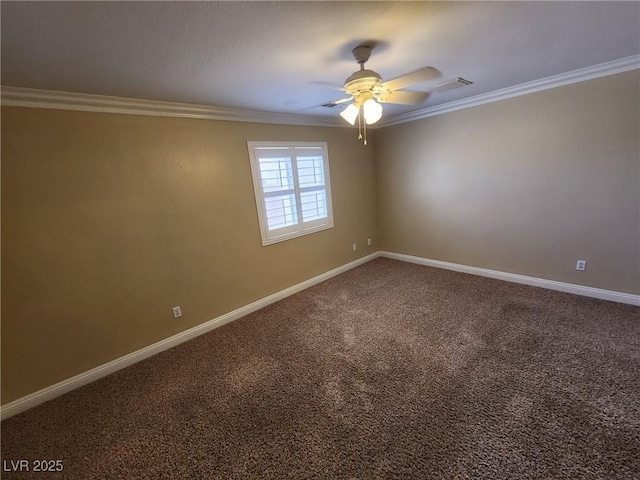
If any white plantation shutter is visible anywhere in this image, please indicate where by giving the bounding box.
[248,142,334,245]
[295,147,328,223]
[256,149,298,232]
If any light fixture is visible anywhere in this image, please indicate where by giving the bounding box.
[339,103,360,125]
[362,98,382,125]
[339,94,383,145]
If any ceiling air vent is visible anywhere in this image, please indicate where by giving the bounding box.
[430,77,473,93]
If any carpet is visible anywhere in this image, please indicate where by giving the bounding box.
[2,258,639,479]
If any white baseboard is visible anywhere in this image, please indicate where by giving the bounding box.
[380,251,640,306]
[0,253,378,420]
[3,250,637,420]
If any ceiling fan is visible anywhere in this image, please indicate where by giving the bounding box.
[325,44,439,144]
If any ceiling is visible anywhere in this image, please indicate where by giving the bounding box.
[2,1,639,122]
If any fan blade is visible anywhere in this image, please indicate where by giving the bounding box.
[322,97,352,107]
[311,81,346,91]
[377,90,429,105]
[380,67,439,92]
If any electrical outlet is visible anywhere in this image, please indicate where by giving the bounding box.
[172,306,182,318]
[576,260,586,271]
[367,238,372,246]
[352,243,357,251]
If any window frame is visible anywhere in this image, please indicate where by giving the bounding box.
[247,141,334,246]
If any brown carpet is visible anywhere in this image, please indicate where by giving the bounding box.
[2,258,639,479]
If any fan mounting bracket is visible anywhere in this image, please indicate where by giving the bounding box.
[352,45,373,65]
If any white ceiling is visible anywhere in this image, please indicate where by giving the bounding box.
[2,1,639,120]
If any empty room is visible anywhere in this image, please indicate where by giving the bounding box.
[1,2,639,479]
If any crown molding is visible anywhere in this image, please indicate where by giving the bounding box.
[2,55,638,128]
[377,54,640,127]
[0,86,343,128]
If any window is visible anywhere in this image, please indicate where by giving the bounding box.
[247,141,334,245]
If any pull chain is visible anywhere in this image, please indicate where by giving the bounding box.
[354,105,369,145]
[364,118,367,145]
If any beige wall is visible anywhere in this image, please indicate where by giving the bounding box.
[376,70,640,294]
[3,70,639,405]
[1,108,378,403]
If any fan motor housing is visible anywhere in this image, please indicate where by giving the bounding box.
[344,69,383,94]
